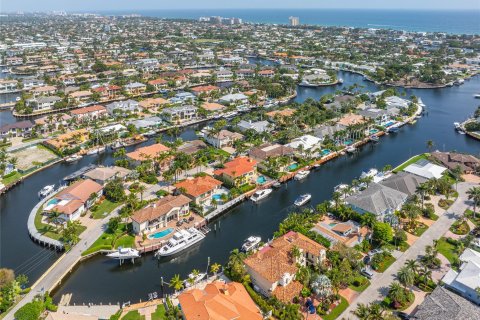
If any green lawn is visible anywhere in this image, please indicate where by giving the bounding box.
[82,223,134,256]
[436,237,458,264]
[34,206,87,241]
[449,220,470,235]
[321,296,349,320]
[151,304,167,320]
[465,209,480,226]
[349,276,371,292]
[374,255,396,273]
[393,154,428,173]
[121,310,145,320]
[1,171,22,185]
[91,199,120,219]
[412,223,429,237]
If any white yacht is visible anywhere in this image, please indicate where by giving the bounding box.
[64,154,82,163]
[156,228,205,257]
[107,247,140,260]
[454,122,466,134]
[294,193,312,206]
[183,272,207,288]
[241,236,261,252]
[86,146,105,155]
[294,170,310,180]
[38,185,55,198]
[346,146,356,153]
[334,184,349,193]
[250,188,273,202]
[360,168,378,179]
[474,94,480,99]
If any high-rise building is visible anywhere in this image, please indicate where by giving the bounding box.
[289,16,300,26]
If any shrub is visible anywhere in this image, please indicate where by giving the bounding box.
[14,300,44,320]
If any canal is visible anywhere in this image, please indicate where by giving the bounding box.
[1,71,479,304]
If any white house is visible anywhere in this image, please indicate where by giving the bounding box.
[285,134,321,151]
[403,159,447,179]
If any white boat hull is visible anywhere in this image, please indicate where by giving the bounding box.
[157,234,205,257]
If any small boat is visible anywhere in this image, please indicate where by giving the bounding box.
[272,181,282,188]
[86,147,105,155]
[334,184,349,193]
[143,130,157,137]
[387,127,399,133]
[370,135,379,142]
[250,188,273,202]
[183,272,207,288]
[294,170,310,180]
[38,185,55,198]
[241,236,261,252]
[106,247,140,260]
[1,68,9,73]
[312,164,321,170]
[64,154,82,163]
[346,146,356,153]
[294,193,312,206]
[15,97,21,102]
[155,228,206,257]
[360,168,378,179]
[474,94,480,99]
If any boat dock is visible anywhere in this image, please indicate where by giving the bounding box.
[63,164,97,182]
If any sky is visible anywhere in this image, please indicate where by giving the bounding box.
[1,0,480,12]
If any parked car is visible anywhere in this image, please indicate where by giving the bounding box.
[368,248,383,257]
[361,267,374,279]
[394,311,410,320]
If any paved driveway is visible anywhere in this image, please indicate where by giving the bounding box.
[340,182,476,319]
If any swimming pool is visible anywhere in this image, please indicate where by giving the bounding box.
[384,121,395,127]
[287,163,298,171]
[257,176,267,184]
[212,194,222,201]
[369,129,379,134]
[148,228,174,239]
[321,149,331,156]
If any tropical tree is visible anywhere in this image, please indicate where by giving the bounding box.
[388,281,407,305]
[426,140,434,152]
[397,266,415,289]
[169,274,183,293]
[467,186,480,219]
[210,263,222,277]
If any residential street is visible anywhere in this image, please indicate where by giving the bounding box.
[340,182,476,319]
[4,208,121,320]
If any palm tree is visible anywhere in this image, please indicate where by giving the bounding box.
[397,266,415,289]
[137,184,147,202]
[467,186,480,219]
[169,274,184,293]
[405,259,419,276]
[416,183,429,209]
[426,140,434,152]
[210,263,222,278]
[388,281,407,305]
[332,191,342,209]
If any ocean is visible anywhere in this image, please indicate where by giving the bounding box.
[100,9,480,34]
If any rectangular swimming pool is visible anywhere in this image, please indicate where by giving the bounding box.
[148,228,174,239]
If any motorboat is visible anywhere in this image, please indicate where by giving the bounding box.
[294,170,310,180]
[107,247,140,260]
[155,228,206,257]
[86,146,105,155]
[387,126,399,133]
[334,184,349,193]
[38,185,55,198]
[294,193,312,206]
[346,146,356,153]
[474,94,480,99]
[183,272,207,288]
[241,236,261,252]
[64,154,82,162]
[360,168,378,179]
[312,164,321,170]
[453,122,465,134]
[250,188,273,202]
[272,181,282,188]
[370,135,379,142]
[143,130,157,137]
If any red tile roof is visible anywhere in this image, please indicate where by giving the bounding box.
[174,175,222,198]
[126,143,170,162]
[213,157,257,178]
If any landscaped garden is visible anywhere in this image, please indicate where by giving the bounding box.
[82,221,135,256]
[90,198,121,219]
[449,219,470,235]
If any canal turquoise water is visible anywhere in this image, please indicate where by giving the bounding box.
[1,71,479,304]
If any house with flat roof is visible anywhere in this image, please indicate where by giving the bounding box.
[219,93,248,105]
[178,281,262,320]
[237,120,271,133]
[442,248,480,305]
[403,159,447,179]
[131,194,191,234]
[285,134,321,151]
[161,105,198,124]
[213,156,257,187]
[345,183,408,220]
[244,231,327,302]
[174,175,223,207]
[43,179,103,222]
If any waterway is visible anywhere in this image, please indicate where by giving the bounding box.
[1,71,479,304]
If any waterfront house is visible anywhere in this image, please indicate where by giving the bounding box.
[237,120,272,133]
[124,82,146,95]
[147,78,168,91]
[285,134,321,151]
[442,248,480,305]
[177,140,207,155]
[205,129,243,149]
[0,120,34,139]
[215,69,234,82]
[412,286,480,320]
[44,129,89,152]
[30,85,57,97]
[27,96,61,112]
[161,105,198,124]
[248,143,295,162]
[313,123,345,141]
[201,102,226,113]
[265,108,295,121]
[44,179,103,222]
[82,166,131,185]
[379,172,427,197]
[126,143,171,168]
[430,152,480,174]
[258,69,275,78]
[345,183,408,221]
[219,93,248,105]
[105,99,140,116]
[91,85,121,100]
[190,85,220,96]
[213,156,257,187]
[131,194,191,234]
[68,90,92,105]
[311,220,368,248]
[403,159,447,179]
[127,116,163,131]
[178,281,262,320]
[337,113,366,127]
[70,105,107,121]
[170,92,196,104]
[22,78,45,89]
[0,79,18,93]
[138,97,169,110]
[244,231,327,302]
[174,175,223,207]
